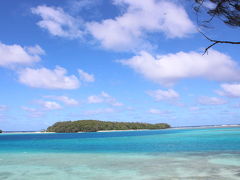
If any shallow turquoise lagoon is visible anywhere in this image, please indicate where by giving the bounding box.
[1,127,240,179]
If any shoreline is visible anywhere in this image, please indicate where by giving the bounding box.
[96,124,240,132]
[96,129,150,132]
[169,124,240,130]
[1,131,55,134]
[2,124,240,134]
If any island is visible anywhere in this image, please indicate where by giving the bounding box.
[47,120,170,133]
[0,129,2,133]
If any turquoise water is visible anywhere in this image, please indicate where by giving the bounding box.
[1,127,240,179]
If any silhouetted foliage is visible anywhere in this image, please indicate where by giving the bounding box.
[0,130,2,133]
[194,0,240,27]
[47,120,170,133]
[194,0,240,52]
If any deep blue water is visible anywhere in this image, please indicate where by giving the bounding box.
[1,127,240,153]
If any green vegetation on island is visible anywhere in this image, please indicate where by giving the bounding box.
[0,129,2,133]
[47,120,170,133]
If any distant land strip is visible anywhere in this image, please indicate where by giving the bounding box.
[46,120,171,133]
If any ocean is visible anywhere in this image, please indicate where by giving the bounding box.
[0,127,240,179]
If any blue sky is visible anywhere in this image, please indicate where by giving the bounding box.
[0,0,240,130]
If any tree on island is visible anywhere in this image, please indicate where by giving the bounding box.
[0,130,2,133]
[47,120,170,133]
[193,0,240,53]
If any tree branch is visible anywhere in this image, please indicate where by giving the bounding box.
[199,31,240,55]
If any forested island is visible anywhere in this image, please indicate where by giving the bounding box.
[47,120,170,133]
[0,130,2,133]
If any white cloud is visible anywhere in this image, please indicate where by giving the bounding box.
[87,92,123,106]
[70,0,98,11]
[218,83,240,98]
[32,5,83,39]
[0,105,7,121]
[0,42,44,68]
[31,1,194,51]
[88,95,103,103]
[78,69,95,82]
[198,96,227,105]
[189,106,200,111]
[86,0,195,51]
[111,102,123,107]
[149,108,170,115]
[202,0,217,9]
[119,50,240,86]
[38,100,62,110]
[147,89,179,101]
[44,95,79,106]
[233,103,240,108]
[84,108,115,115]
[0,114,5,121]
[18,66,80,89]
[25,45,45,55]
[0,105,7,111]
[21,106,44,118]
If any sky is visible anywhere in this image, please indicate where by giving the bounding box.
[0,0,240,131]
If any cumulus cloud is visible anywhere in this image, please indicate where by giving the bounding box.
[78,69,95,82]
[119,50,240,86]
[31,5,83,39]
[69,0,99,12]
[87,92,123,106]
[218,83,240,98]
[0,105,7,111]
[0,42,44,68]
[84,108,115,115]
[37,100,62,110]
[203,1,217,9]
[31,1,194,51]
[18,66,80,89]
[21,106,44,118]
[25,45,45,55]
[189,106,200,111]
[149,108,170,115]
[198,96,227,105]
[0,105,7,121]
[88,95,103,103]
[44,95,79,106]
[147,89,179,101]
[86,0,195,51]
